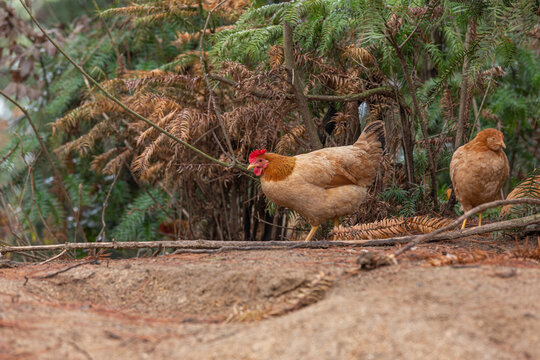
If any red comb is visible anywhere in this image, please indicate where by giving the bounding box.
[249,149,267,163]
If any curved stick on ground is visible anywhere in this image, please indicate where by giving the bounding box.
[393,197,540,257]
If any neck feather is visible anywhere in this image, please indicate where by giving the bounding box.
[261,153,296,181]
[466,139,500,153]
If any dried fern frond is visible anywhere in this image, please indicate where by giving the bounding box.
[174,26,234,47]
[90,147,121,172]
[57,121,115,156]
[342,44,376,67]
[140,161,165,183]
[275,125,305,154]
[268,45,284,69]
[334,216,453,240]
[476,66,506,90]
[225,271,334,323]
[332,111,353,138]
[439,86,455,121]
[501,172,540,217]
[480,109,499,122]
[55,102,93,133]
[102,149,132,175]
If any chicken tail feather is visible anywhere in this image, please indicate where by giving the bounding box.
[356,121,385,151]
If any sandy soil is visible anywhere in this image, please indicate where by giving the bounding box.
[0,237,539,360]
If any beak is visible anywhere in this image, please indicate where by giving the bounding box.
[247,163,256,170]
[501,141,506,149]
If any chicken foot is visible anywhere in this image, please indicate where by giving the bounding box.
[461,212,482,229]
[304,225,319,242]
[332,219,340,240]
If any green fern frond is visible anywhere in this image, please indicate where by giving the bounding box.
[111,188,168,241]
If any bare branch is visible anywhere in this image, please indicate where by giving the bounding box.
[0,139,20,168]
[97,166,122,242]
[199,0,237,168]
[1,207,537,257]
[393,198,540,257]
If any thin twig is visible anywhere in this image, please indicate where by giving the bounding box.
[208,73,400,105]
[30,166,59,244]
[283,21,322,149]
[74,183,83,243]
[0,139,20,168]
[0,193,30,249]
[199,0,237,168]
[38,249,68,265]
[14,146,43,247]
[255,215,305,232]
[97,166,122,242]
[35,258,98,280]
[91,0,121,60]
[399,0,441,49]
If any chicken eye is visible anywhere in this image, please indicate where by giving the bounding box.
[258,159,262,162]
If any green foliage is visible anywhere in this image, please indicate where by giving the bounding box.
[0,134,40,186]
[1,0,539,249]
[26,175,66,227]
[380,184,427,217]
[111,188,168,242]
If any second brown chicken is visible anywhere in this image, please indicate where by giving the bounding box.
[450,128,509,228]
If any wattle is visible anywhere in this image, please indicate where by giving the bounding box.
[254,167,263,176]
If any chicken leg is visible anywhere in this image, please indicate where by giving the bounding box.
[331,218,340,240]
[478,212,482,227]
[461,217,468,230]
[305,225,319,242]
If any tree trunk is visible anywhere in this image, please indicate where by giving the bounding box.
[283,21,322,150]
[399,106,416,185]
[455,20,477,149]
[388,36,438,208]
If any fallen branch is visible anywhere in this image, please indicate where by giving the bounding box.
[1,211,537,256]
[393,198,540,257]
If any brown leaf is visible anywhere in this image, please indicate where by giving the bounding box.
[44,41,56,57]
[19,58,34,80]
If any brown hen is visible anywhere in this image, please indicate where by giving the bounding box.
[248,121,385,241]
[450,128,509,228]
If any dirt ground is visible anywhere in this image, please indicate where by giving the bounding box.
[1,236,539,360]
